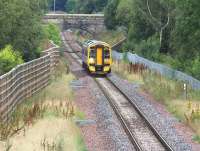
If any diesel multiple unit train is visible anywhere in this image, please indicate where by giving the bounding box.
[82,40,112,74]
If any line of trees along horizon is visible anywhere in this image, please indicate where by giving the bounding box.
[49,0,200,80]
[48,0,108,13]
[0,0,54,75]
[0,0,52,59]
[1,0,200,80]
[104,0,200,80]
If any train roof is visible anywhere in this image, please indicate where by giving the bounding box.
[83,40,110,47]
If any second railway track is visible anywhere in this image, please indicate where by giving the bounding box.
[95,78,173,151]
[62,31,174,151]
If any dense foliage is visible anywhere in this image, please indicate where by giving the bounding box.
[104,0,200,79]
[49,0,67,11]
[0,45,24,75]
[66,0,108,13]
[48,0,108,13]
[44,23,62,46]
[0,0,50,61]
[104,0,119,29]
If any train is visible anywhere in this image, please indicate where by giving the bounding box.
[82,40,112,74]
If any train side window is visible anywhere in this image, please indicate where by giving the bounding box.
[104,47,110,58]
[90,49,96,58]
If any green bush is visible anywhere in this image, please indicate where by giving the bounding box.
[189,57,200,79]
[44,23,61,46]
[193,135,200,143]
[0,45,24,75]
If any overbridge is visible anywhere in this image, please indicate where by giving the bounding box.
[44,13,105,34]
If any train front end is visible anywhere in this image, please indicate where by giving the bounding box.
[88,45,111,74]
[82,40,112,75]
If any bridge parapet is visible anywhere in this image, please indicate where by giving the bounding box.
[43,13,105,33]
[44,13,104,20]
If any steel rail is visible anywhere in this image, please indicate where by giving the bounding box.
[62,32,143,150]
[62,31,174,151]
[105,77,174,151]
[94,78,143,151]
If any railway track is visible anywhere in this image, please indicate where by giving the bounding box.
[62,31,174,151]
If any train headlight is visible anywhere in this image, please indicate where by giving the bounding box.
[104,66,110,72]
[89,58,95,64]
[89,66,95,72]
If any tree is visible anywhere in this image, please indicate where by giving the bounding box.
[95,0,108,12]
[172,0,200,59]
[0,0,47,61]
[0,45,24,75]
[65,0,108,13]
[144,0,175,53]
[49,0,67,11]
[104,0,200,79]
[44,23,61,46]
[65,0,76,13]
[104,0,119,29]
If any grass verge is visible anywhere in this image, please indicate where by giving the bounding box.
[0,57,87,151]
[112,60,200,143]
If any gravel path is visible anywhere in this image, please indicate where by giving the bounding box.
[73,76,135,151]
[108,73,198,151]
[97,78,166,151]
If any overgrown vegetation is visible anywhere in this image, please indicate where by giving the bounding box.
[0,22,61,76]
[0,58,70,139]
[56,0,200,80]
[65,0,108,13]
[112,60,200,143]
[193,135,200,144]
[48,0,67,11]
[0,45,24,75]
[48,0,108,13]
[0,58,87,150]
[105,0,200,80]
[44,23,62,46]
[0,0,50,61]
[0,0,53,75]
[39,120,87,151]
[73,28,125,47]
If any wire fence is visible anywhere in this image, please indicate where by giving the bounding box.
[0,42,60,122]
[112,50,200,90]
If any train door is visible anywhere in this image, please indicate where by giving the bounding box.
[97,47,103,65]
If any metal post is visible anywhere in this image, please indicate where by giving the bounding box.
[184,83,187,100]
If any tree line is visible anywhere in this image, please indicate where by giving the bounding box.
[104,0,200,79]
[0,0,60,75]
[0,0,51,61]
[50,0,200,79]
[1,0,199,79]
[48,0,108,13]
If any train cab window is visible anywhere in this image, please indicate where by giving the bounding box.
[104,47,110,58]
[90,48,96,58]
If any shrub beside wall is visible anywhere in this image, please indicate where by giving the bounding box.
[0,45,24,75]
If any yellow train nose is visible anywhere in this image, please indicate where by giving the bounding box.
[97,47,103,65]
